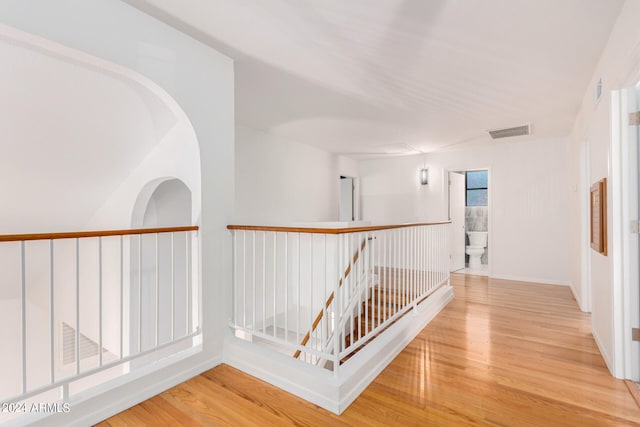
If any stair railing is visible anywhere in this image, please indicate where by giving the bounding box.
[0,226,200,417]
[292,237,369,359]
[322,254,374,364]
[227,221,451,375]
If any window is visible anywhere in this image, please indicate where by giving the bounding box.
[466,170,488,206]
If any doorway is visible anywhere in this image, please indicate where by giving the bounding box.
[449,169,490,276]
[340,176,355,222]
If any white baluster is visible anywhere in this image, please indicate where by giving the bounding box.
[263,231,266,335]
[273,232,277,339]
[99,236,104,365]
[252,231,256,334]
[155,233,159,347]
[296,233,300,345]
[49,240,55,384]
[120,235,124,359]
[284,233,288,344]
[243,231,247,329]
[76,238,81,374]
[171,232,175,341]
[20,240,26,393]
[137,234,142,354]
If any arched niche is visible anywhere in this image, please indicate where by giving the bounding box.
[131,178,193,229]
[128,177,194,356]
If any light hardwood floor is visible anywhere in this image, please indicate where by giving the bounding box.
[97,274,640,426]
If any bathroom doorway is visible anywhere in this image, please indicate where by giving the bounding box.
[449,169,490,276]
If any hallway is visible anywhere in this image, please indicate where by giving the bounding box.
[98,274,640,426]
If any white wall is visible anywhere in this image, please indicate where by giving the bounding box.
[235,125,343,225]
[0,28,203,386]
[359,156,449,224]
[0,29,182,234]
[339,156,360,179]
[0,1,234,426]
[568,0,640,377]
[359,137,571,286]
[89,120,201,229]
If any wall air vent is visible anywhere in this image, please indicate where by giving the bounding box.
[487,124,530,139]
[62,322,102,365]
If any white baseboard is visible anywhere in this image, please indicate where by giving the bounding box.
[568,283,590,312]
[592,328,616,378]
[224,285,454,414]
[18,349,223,427]
[224,337,342,413]
[490,274,570,287]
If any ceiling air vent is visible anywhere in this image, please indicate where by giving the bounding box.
[488,124,530,139]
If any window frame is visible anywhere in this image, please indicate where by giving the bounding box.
[465,170,488,207]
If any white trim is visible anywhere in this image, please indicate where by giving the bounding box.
[593,328,616,378]
[613,83,640,382]
[580,138,592,313]
[224,339,341,413]
[14,348,222,427]
[568,284,582,309]
[489,274,570,287]
[627,85,640,382]
[224,285,454,414]
[610,87,625,379]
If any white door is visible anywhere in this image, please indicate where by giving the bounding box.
[615,83,640,380]
[625,84,640,380]
[449,172,466,271]
[340,177,354,221]
[634,85,640,381]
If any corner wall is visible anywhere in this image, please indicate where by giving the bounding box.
[235,125,356,225]
[359,137,571,285]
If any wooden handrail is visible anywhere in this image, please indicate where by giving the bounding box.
[227,221,451,235]
[293,237,368,359]
[0,226,199,243]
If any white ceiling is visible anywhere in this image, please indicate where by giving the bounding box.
[126,0,624,156]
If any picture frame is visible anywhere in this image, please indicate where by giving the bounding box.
[590,178,607,255]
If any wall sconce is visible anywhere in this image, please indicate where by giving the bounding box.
[420,168,429,185]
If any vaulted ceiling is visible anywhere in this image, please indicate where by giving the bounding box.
[126,0,624,156]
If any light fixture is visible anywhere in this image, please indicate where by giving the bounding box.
[420,168,429,185]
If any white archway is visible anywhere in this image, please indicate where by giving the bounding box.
[129,178,194,356]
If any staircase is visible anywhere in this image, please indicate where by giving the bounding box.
[342,268,413,363]
[227,222,453,414]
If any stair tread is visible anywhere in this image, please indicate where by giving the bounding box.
[340,270,428,364]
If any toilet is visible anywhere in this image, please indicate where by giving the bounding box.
[466,231,487,268]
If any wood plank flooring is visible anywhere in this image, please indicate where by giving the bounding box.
[97,274,640,426]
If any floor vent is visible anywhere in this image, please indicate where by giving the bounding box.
[488,124,530,139]
[62,322,102,365]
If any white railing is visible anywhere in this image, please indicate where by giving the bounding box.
[0,226,199,422]
[228,222,450,374]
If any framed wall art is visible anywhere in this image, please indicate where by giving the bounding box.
[590,178,607,255]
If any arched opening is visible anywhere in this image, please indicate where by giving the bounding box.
[0,21,204,411]
[128,178,195,362]
[142,179,192,228]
